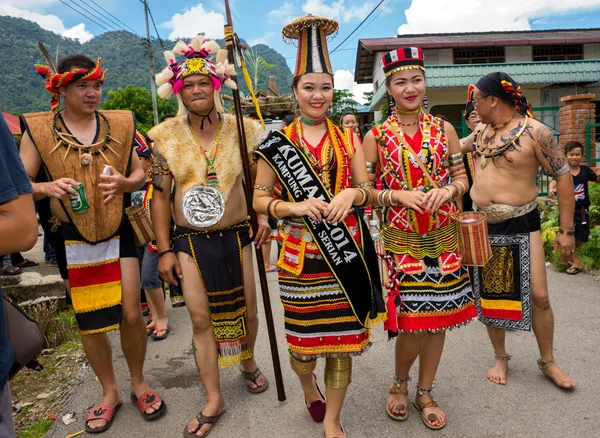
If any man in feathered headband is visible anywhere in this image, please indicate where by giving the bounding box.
[149,34,270,437]
[19,54,166,433]
[464,71,576,389]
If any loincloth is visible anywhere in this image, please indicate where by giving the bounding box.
[474,199,537,224]
[63,224,122,335]
[472,208,540,331]
[173,221,253,368]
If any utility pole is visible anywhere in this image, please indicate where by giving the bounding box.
[143,0,159,125]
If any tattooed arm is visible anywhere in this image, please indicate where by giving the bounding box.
[533,123,575,263]
[151,150,181,286]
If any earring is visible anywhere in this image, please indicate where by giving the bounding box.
[387,93,395,117]
[423,95,429,110]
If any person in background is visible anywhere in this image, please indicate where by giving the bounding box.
[0,112,39,438]
[339,112,362,142]
[458,84,480,212]
[133,132,169,339]
[549,141,600,275]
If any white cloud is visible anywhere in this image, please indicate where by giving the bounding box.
[162,3,226,40]
[0,3,93,42]
[248,32,275,46]
[268,2,297,24]
[302,0,375,23]
[334,69,373,104]
[398,0,600,34]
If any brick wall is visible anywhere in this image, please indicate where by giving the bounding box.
[559,93,596,166]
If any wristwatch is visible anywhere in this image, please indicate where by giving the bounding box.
[558,226,575,236]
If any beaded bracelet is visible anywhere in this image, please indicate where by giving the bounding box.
[254,184,274,194]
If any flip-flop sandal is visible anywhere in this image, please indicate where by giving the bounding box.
[183,410,225,438]
[14,259,39,268]
[386,377,409,421]
[567,266,583,275]
[0,265,22,276]
[131,390,167,421]
[85,403,122,434]
[151,327,170,341]
[240,367,269,394]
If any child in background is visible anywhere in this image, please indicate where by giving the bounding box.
[549,141,599,274]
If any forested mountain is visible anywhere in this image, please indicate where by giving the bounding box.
[0,15,292,115]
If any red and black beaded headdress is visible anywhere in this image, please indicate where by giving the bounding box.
[382,47,424,78]
[35,59,106,112]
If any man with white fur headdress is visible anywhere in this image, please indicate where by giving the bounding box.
[148,34,270,437]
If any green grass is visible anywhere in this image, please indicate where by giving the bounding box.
[58,340,81,353]
[39,365,57,376]
[18,418,54,438]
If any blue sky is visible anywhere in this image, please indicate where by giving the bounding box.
[2,0,600,102]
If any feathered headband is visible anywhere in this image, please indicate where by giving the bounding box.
[156,35,236,113]
[463,84,476,119]
[35,58,106,112]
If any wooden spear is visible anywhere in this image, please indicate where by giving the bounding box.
[223,0,286,401]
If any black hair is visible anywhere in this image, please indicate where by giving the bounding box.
[564,141,584,155]
[57,54,96,73]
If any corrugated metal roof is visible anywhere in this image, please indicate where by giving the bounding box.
[355,28,600,83]
[369,60,600,109]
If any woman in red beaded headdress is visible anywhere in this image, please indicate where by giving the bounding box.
[363,47,476,431]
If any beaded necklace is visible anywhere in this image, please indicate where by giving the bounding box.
[188,115,223,186]
[474,116,529,169]
[380,111,446,192]
[300,114,327,126]
[50,110,120,167]
[481,112,518,146]
[395,107,421,116]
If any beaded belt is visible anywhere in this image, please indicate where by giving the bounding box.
[474,199,537,224]
[382,221,458,260]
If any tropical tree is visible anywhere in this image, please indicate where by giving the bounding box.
[330,89,359,125]
[102,85,178,132]
[244,47,278,91]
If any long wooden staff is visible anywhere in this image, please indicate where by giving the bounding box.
[223,0,286,402]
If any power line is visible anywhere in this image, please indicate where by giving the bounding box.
[71,0,120,33]
[336,0,394,53]
[330,0,386,54]
[147,4,165,49]
[58,0,115,34]
[86,0,144,38]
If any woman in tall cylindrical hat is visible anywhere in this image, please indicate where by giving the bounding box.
[362,48,477,430]
[253,15,386,438]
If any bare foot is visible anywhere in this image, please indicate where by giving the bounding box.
[264,264,278,272]
[186,400,225,437]
[487,357,509,385]
[386,380,408,419]
[415,393,446,428]
[86,393,122,431]
[323,419,345,438]
[240,358,267,391]
[541,362,577,389]
[303,373,325,405]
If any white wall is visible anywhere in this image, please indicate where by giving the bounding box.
[584,43,600,60]
[423,49,453,65]
[505,46,532,63]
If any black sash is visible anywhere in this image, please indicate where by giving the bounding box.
[256,130,384,327]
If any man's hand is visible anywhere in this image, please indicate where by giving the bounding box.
[98,165,131,204]
[37,178,80,199]
[251,214,271,248]
[158,252,182,286]
[553,232,575,264]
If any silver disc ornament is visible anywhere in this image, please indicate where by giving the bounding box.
[181,186,225,228]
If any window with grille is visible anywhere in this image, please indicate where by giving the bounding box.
[532,45,583,61]
[453,47,505,64]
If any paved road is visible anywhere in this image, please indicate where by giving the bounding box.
[46,252,599,438]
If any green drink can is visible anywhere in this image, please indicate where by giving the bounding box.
[68,183,90,213]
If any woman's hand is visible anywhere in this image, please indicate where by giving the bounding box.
[288,198,329,222]
[324,189,356,224]
[396,190,426,214]
[421,188,453,213]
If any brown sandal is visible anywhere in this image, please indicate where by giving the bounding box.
[386,375,409,421]
[240,366,269,394]
[413,385,446,431]
[183,410,225,438]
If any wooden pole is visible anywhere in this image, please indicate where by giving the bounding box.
[223,0,286,402]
